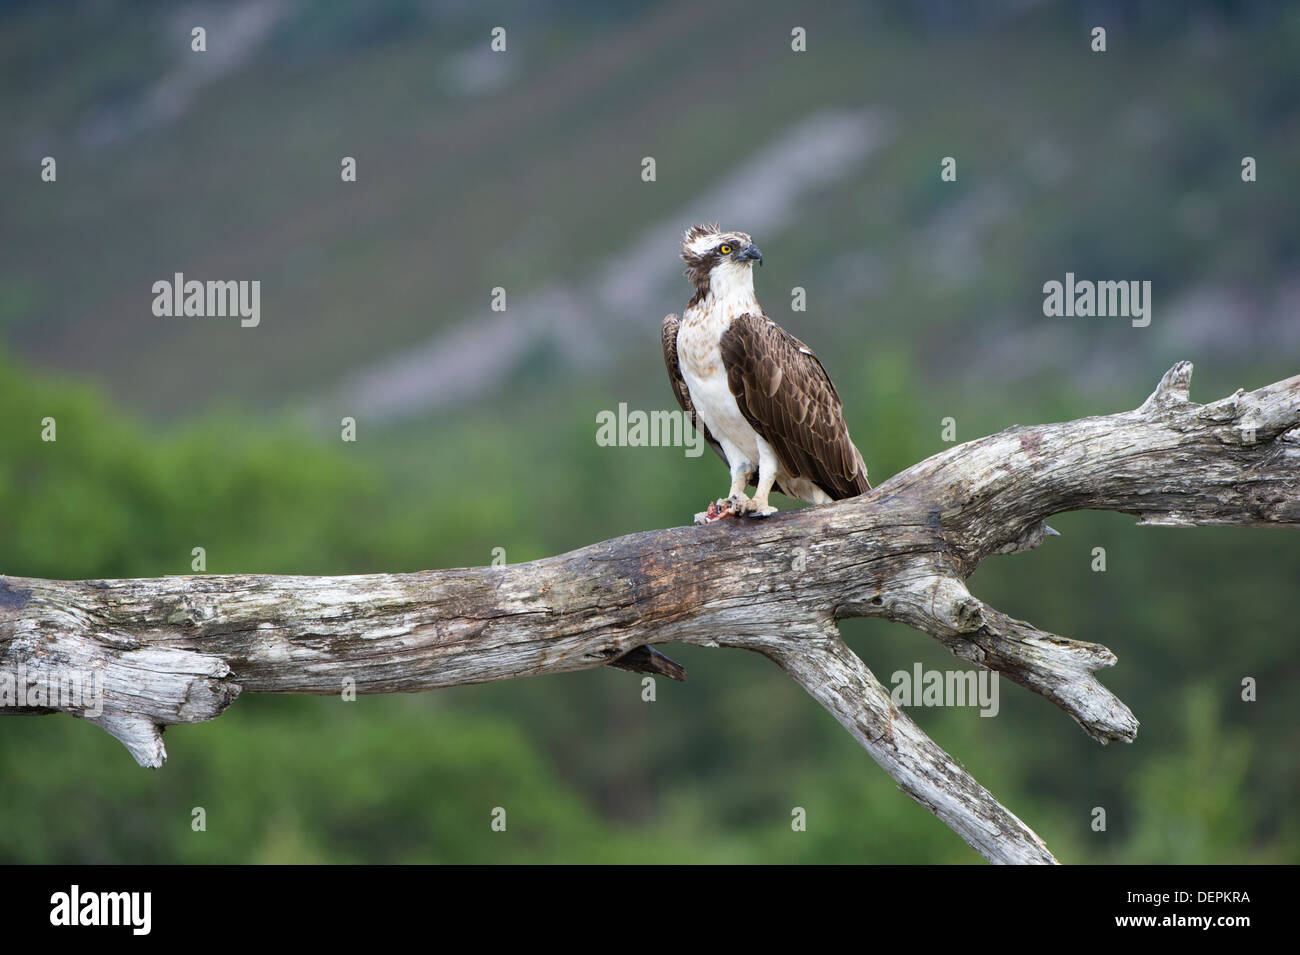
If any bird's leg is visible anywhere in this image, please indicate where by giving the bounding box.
[737,442,779,517]
[741,475,779,517]
[694,460,752,524]
[724,461,753,510]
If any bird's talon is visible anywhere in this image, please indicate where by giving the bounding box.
[735,497,778,517]
[695,499,739,524]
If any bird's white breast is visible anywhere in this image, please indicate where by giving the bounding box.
[678,292,763,464]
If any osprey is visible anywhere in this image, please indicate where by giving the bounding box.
[663,224,871,524]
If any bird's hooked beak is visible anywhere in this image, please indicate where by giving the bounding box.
[737,242,763,266]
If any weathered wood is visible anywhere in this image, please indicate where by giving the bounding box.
[2,362,1296,863]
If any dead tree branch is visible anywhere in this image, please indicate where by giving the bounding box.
[2,362,1296,863]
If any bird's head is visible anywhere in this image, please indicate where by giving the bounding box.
[681,223,763,299]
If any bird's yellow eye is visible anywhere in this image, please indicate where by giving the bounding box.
[719,244,732,255]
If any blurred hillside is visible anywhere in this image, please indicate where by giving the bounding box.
[1,0,1297,863]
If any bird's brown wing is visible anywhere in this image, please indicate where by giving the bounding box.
[662,314,725,465]
[719,312,870,500]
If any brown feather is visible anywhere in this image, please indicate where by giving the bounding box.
[718,313,870,500]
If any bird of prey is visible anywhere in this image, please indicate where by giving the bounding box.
[663,223,871,524]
